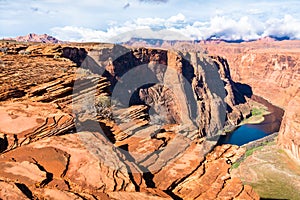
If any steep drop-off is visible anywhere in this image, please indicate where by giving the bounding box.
[203,40,300,161]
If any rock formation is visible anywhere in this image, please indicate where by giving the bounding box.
[5,33,64,44]
[0,41,258,199]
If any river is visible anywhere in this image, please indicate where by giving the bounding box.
[218,95,285,146]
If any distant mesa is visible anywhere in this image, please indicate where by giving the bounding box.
[4,33,64,44]
[122,35,290,48]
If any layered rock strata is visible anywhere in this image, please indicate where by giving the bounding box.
[0,41,258,199]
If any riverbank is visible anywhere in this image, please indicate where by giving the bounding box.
[231,144,300,200]
[239,100,270,125]
[218,95,284,146]
[224,96,300,199]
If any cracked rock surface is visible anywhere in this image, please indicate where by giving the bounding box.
[0,41,259,199]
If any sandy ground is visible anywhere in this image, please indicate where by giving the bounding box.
[239,100,270,125]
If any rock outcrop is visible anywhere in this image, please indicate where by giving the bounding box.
[0,41,258,199]
[172,145,259,200]
[0,101,74,150]
[0,132,138,199]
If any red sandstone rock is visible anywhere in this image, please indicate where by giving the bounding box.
[0,161,47,187]
[108,191,171,200]
[278,91,300,160]
[172,145,254,200]
[0,181,29,200]
[0,41,259,199]
[0,101,74,150]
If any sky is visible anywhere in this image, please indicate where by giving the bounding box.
[1,0,300,42]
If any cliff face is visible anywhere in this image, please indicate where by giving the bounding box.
[86,45,249,138]
[0,41,258,199]
[229,51,299,109]
[278,93,300,160]
[203,40,300,161]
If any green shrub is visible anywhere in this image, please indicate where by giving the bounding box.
[231,146,264,170]
[231,162,241,169]
[251,107,264,116]
[95,95,112,119]
[245,146,263,157]
[97,95,111,107]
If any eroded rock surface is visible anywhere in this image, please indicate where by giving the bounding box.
[0,41,258,199]
[172,145,258,200]
[0,181,29,200]
[278,92,300,160]
[0,101,74,150]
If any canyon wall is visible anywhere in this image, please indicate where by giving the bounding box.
[0,41,258,199]
[204,40,300,161]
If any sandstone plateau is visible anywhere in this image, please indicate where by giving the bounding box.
[0,40,261,199]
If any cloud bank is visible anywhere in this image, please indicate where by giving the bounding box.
[51,13,300,42]
[2,0,300,41]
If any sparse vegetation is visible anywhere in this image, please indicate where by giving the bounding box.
[251,107,265,116]
[231,162,241,169]
[95,95,112,119]
[236,145,300,200]
[239,102,270,125]
[96,95,111,107]
[231,145,266,169]
[245,146,263,157]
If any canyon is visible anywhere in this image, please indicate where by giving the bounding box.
[201,39,300,161]
[0,37,299,199]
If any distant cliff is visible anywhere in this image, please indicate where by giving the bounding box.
[5,33,64,44]
[203,39,300,161]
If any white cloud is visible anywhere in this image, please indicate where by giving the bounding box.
[51,13,300,42]
[263,15,300,39]
[2,0,300,40]
[247,8,262,15]
[167,13,185,23]
[51,26,116,42]
[51,13,191,42]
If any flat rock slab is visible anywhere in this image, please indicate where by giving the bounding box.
[0,161,47,186]
[0,146,70,179]
[0,101,74,150]
[0,181,29,200]
[30,131,137,193]
[108,191,172,200]
[172,145,259,200]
